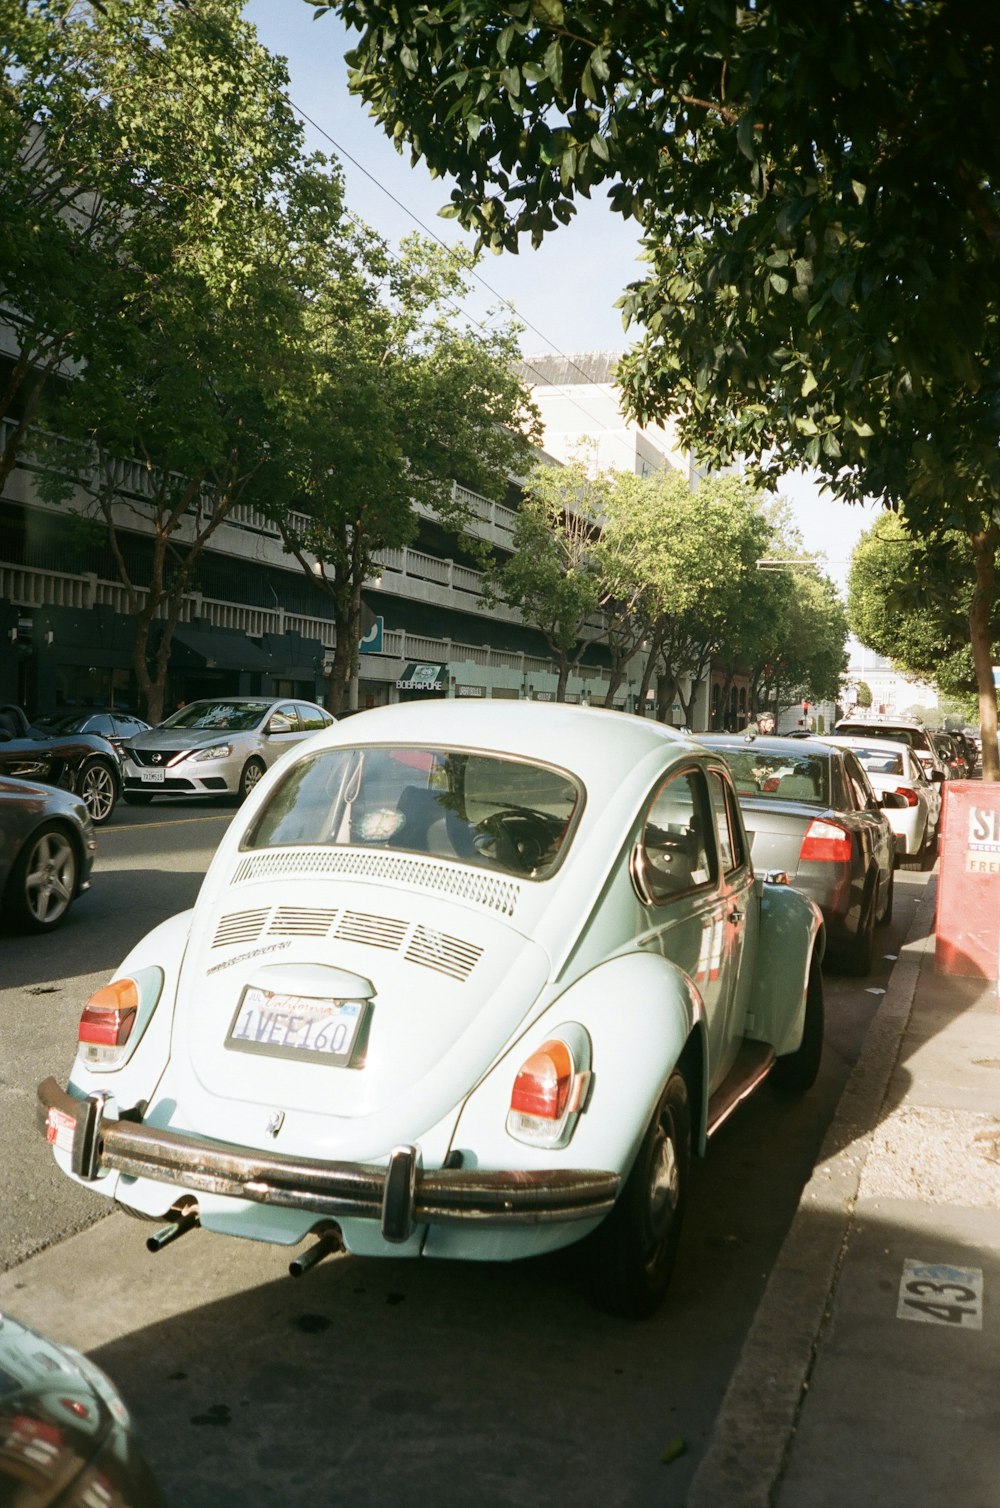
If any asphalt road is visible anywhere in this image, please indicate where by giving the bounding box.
[0,801,934,1507]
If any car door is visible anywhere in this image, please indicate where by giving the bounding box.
[841,749,894,884]
[263,702,304,768]
[707,766,759,1047]
[633,764,738,1089]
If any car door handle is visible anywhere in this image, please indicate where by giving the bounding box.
[728,909,742,925]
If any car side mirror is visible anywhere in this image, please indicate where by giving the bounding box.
[880,791,909,810]
[268,713,293,735]
[930,770,944,783]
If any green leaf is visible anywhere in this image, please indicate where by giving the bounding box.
[532,0,566,25]
[737,112,756,162]
[543,38,564,91]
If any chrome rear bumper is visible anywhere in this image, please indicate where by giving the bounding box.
[38,1078,619,1245]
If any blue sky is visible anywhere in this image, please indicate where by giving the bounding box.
[242,1,878,589]
[244,1,645,356]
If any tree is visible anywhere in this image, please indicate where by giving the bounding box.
[483,459,609,702]
[848,512,992,699]
[18,0,327,722]
[311,1,1000,776]
[270,236,538,713]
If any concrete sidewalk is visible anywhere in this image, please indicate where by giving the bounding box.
[689,874,1000,1508]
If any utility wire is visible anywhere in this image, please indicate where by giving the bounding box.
[292,99,663,470]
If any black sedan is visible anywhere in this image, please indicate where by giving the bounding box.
[32,706,151,756]
[0,776,95,932]
[0,705,120,824]
[699,734,897,975]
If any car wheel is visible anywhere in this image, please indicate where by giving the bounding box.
[76,756,119,824]
[6,822,78,933]
[771,954,824,1093]
[587,1070,690,1318]
[844,879,876,977]
[238,757,266,802]
[876,866,894,926]
[122,791,154,806]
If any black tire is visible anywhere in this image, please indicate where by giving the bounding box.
[587,1071,690,1318]
[876,865,894,927]
[844,879,876,977]
[76,756,119,825]
[771,954,824,1093]
[123,791,154,806]
[238,757,266,803]
[6,821,79,932]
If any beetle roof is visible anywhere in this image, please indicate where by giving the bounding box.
[318,700,694,785]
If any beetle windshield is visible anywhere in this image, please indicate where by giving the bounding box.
[243,746,581,879]
[717,750,830,804]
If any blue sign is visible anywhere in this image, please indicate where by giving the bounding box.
[359,616,384,655]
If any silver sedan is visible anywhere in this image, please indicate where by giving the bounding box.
[120,697,335,805]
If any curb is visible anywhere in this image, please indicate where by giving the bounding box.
[686,875,939,1508]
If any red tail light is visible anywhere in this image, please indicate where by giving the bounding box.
[79,979,138,1064]
[507,1036,591,1148]
[510,1040,574,1119]
[799,819,853,863]
[895,786,920,807]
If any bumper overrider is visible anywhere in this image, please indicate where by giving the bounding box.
[37,1078,620,1245]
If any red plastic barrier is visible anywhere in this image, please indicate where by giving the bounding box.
[935,781,1000,978]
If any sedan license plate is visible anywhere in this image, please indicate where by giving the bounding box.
[140,768,165,783]
[227,986,365,1065]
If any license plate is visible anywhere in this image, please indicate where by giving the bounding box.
[140,768,165,784]
[227,986,365,1065]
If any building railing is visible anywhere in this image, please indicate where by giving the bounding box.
[2,417,515,547]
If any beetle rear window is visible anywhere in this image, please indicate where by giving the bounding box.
[243,746,581,880]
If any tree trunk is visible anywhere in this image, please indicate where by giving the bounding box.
[968,524,1000,782]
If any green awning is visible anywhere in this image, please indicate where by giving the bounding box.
[170,624,272,671]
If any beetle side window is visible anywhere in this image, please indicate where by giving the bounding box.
[638,769,714,902]
[708,770,746,874]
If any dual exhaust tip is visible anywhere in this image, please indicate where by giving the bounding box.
[145,1200,344,1277]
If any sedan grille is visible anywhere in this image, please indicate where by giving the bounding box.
[128,747,183,767]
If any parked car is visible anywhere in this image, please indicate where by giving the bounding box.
[0,1310,166,1507]
[930,730,967,780]
[0,776,95,932]
[32,707,151,757]
[700,733,896,976]
[0,705,120,825]
[39,702,824,1318]
[834,717,949,785]
[824,735,938,867]
[120,696,335,804]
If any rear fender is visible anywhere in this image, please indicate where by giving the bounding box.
[452,950,704,1178]
[66,909,193,1110]
[751,880,824,1056]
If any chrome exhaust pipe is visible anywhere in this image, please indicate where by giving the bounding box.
[289,1227,343,1278]
[146,1201,200,1253]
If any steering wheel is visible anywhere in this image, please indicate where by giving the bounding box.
[475,809,549,873]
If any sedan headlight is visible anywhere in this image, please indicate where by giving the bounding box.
[185,743,233,763]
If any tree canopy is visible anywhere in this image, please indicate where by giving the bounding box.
[848,512,992,699]
[310,0,1000,772]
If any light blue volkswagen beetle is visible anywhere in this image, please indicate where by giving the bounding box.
[40,701,824,1316]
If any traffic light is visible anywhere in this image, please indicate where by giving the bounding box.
[802,700,810,715]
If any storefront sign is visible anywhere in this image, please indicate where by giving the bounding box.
[395,662,447,692]
[456,684,485,697]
